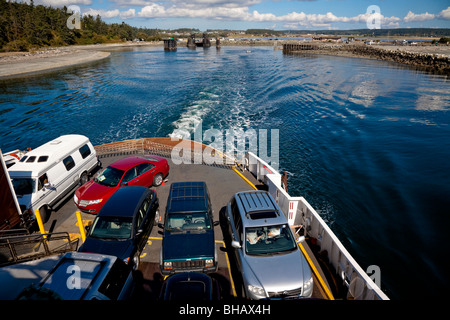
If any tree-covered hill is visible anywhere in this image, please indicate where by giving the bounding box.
[0,0,160,51]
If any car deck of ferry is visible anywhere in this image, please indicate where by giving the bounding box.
[8,138,333,300]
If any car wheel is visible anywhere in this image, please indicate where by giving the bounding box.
[79,172,88,186]
[39,206,50,224]
[152,173,163,187]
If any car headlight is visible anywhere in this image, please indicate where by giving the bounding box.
[248,285,266,297]
[205,259,214,267]
[303,276,314,297]
[73,194,78,203]
[163,261,172,269]
[86,199,103,205]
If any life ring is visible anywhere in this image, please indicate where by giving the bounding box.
[10,153,20,160]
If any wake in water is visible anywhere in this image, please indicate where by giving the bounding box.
[169,90,219,139]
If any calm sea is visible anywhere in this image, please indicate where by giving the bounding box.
[1,46,449,299]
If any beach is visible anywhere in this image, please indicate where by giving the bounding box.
[0,42,158,79]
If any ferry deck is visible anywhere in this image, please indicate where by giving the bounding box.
[37,138,334,300]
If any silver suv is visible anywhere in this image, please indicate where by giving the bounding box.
[223,190,313,299]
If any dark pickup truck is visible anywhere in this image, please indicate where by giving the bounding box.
[159,181,219,275]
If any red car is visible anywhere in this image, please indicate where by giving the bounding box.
[74,155,169,214]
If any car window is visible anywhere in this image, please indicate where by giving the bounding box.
[79,144,91,159]
[122,166,138,184]
[136,162,154,176]
[235,218,243,242]
[37,173,49,191]
[230,197,239,222]
[95,167,125,187]
[245,224,297,255]
[136,207,145,229]
[166,212,211,232]
[63,156,75,171]
[12,178,35,195]
[90,216,133,239]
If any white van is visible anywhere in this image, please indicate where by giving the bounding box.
[8,135,99,225]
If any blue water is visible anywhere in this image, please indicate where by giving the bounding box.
[1,46,449,299]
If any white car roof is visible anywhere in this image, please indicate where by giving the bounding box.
[8,134,91,177]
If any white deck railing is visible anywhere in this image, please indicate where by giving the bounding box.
[246,152,389,300]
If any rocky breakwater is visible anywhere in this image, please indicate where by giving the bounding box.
[343,44,450,75]
[283,42,450,75]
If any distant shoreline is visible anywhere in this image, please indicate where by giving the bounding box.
[0,40,448,79]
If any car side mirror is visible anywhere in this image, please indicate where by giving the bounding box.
[43,182,53,190]
[296,236,306,243]
[231,240,241,249]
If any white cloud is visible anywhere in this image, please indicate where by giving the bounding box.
[438,7,450,20]
[71,1,446,29]
[404,11,435,23]
[135,3,403,29]
[83,8,120,19]
[138,3,167,17]
[120,8,136,19]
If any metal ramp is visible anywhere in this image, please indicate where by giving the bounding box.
[0,230,78,267]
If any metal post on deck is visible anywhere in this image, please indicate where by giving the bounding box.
[76,211,86,243]
[34,209,46,239]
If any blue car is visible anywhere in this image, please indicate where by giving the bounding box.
[79,186,159,269]
[159,181,219,275]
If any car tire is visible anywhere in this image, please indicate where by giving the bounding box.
[79,172,88,186]
[152,173,163,187]
[39,206,50,224]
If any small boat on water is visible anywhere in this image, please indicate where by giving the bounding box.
[0,137,389,301]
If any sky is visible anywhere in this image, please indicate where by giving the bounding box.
[32,0,450,31]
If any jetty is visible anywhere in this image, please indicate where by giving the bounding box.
[283,42,450,75]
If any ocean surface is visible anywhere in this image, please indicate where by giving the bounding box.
[1,46,449,299]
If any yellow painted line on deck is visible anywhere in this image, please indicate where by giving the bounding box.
[215,240,237,297]
[232,166,258,190]
[298,242,335,300]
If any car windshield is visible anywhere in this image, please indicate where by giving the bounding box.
[245,224,297,255]
[94,166,125,187]
[166,212,211,232]
[89,216,133,240]
[11,178,36,195]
